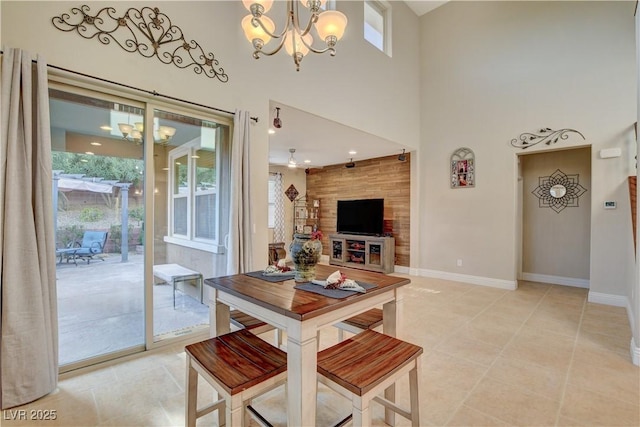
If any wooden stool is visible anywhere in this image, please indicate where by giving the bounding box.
[185,329,287,427]
[317,330,423,427]
[335,308,383,341]
[230,309,283,348]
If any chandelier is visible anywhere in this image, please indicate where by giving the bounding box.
[241,0,348,71]
[118,121,176,145]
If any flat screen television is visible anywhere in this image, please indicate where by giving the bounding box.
[337,198,384,236]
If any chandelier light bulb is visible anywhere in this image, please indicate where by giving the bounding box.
[242,0,273,16]
[134,122,144,132]
[118,123,133,138]
[241,14,275,47]
[315,10,348,46]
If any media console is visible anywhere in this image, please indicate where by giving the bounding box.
[328,233,395,274]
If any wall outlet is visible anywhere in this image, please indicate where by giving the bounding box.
[456,259,463,267]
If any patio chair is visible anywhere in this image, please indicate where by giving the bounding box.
[72,231,108,264]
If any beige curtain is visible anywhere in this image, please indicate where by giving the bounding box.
[0,48,58,409]
[226,110,253,274]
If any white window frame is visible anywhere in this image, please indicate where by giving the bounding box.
[364,0,392,57]
[165,122,227,254]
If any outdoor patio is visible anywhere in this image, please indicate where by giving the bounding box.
[56,252,209,366]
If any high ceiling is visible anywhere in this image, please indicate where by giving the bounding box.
[404,0,449,16]
[268,1,449,169]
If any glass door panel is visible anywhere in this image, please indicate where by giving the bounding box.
[49,89,145,367]
[152,108,225,342]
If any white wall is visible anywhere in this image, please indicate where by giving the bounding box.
[1,0,421,269]
[419,1,636,296]
[521,147,591,287]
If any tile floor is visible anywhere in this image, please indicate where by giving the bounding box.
[3,276,639,426]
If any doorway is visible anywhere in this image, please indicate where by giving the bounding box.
[518,147,592,287]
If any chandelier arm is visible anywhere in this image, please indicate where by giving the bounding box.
[254,36,287,57]
[252,16,289,40]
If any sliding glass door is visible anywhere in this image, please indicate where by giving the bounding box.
[49,81,231,369]
[50,88,146,368]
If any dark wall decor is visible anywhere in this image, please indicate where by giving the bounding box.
[532,169,587,213]
[511,128,585,150]
[285,184,299,202]
[52,5,228,82]
[450,147,475,188]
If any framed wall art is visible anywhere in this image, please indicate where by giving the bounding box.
[451,147,475,188]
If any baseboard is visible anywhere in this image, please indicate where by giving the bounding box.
[420,269,517,290]
[392,265,411,274]
[522,272,589,288]
[587,291,628,307]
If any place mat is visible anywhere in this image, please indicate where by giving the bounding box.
[294,281,376,299]
[245,270,295,283]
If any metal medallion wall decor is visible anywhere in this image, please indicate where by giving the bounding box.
[52,5,229,82]
[451,147,475,188]
[510,128,585,150]
[285,184,299,202]
[532,169,587,213]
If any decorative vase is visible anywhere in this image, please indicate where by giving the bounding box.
[290,233,323,282]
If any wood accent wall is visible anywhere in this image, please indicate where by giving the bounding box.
[305,154,411,267]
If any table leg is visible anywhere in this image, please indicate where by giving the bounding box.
[287,330,318,427]
[383,287,405,426]
[208,288,230,338]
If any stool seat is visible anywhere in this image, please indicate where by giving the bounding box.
[317,330,423,426]
[230,309,268,331]
[186,329,287,395]
[230,309,282,347]
[340,308,383,331]
[185,329,287,426]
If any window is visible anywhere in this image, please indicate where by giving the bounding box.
[268,175,276,228]
[364,0,392,56]
[165,110,230,253]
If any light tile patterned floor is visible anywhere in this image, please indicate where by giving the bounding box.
[3,276,639,426]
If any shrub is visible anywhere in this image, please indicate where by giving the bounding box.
[129,206,144,223]
[79,207,104,222]
[57,224,85,247]
[109,223,133,253]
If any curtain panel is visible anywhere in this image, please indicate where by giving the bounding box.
[273,173,285,243]
[0,48,58,409]
[226,110,253,274]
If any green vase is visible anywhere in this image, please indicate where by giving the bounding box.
[290,233,322,282]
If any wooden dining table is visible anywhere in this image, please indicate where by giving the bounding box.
[204,263,411,427]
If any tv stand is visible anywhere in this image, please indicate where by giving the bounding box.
[329,233,395,274]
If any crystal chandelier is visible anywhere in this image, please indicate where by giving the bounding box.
[241,0,348,71]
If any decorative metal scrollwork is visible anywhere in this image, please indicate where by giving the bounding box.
[532,169,587,213]
[510,128,585,150]
[52,5,229,82]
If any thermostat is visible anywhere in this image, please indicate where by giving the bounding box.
[604,201,616,209]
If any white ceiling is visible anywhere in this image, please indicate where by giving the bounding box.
[404,0,449,16]
[267,102,409,169]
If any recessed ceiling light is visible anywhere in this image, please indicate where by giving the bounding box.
[268,129,276,135]
[348,150,357,155]
[162,167,169,171]
[304,160,311,164]
[85,151,94,155]
[100,125,112,131]
[90,142,102,146]
[191,155,200,159]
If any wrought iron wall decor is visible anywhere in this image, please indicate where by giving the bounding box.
[532,169,587,213]
[451,147,475,188]
[510,128,585,150]
[52,5,228,82]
